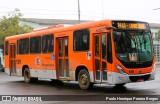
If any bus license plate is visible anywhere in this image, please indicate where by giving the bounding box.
[137,79,144,82]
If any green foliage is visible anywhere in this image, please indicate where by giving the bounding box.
[0,9,33,45]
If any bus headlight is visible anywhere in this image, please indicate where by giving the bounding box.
[116,64,126,75]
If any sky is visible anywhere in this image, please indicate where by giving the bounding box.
[0,0,160,23]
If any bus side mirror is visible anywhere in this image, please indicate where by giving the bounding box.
[113,32,117,42]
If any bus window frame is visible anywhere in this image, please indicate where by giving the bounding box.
[73,28,90,52]
[42,34,54,54]
[18,38,29,55]
[30,36,41,54]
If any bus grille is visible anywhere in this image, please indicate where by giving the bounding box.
[129,74,151,82]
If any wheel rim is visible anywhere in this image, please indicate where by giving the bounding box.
[80,73,88,86]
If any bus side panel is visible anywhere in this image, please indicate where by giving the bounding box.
[17,54,56,79]
[16,55,29,77]
[39,54,56,79]
[68,30,93,81]
[69,52,93,80]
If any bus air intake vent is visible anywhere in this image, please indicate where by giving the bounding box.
[129,74,150,82]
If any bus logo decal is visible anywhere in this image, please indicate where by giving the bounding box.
[35,57,41,65]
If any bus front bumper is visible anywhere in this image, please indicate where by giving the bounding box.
[110,70,155,85]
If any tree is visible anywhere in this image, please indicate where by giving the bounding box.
[0,9,33,45]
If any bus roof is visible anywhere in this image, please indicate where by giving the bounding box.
[4,19,148,41]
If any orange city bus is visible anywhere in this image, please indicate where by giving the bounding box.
[4,20,156,89]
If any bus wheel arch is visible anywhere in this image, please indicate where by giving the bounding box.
[23,65,38,83]
[22,65,29,76]
[75,66,93,89]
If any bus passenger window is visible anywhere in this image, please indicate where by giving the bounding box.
[19,38,29,54]
[94,36,99,57]
[73,29,90,51]
[30,36,41,54]
[42,34,54,53]
[102,35,106,59]
[65,38,68,56]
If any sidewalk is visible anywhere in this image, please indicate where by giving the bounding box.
[0,72,23,82]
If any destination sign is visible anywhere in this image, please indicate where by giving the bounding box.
[112,21,148,29]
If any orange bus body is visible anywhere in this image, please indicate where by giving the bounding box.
[4,19,156,89]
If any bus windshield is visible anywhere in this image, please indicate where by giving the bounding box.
[114,30,154,62]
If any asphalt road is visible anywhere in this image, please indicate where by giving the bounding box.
[0,67,160,104]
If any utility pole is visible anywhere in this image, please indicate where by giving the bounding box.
[78,0,80,23]
[102,0,104,19]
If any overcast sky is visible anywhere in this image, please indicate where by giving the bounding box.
[0,0,160,23]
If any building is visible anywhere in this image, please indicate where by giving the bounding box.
[19,18,90,29]
[149,23,160,39]
[153,41,160,63]
[149,23,160,64]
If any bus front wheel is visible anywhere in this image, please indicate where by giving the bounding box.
[78,69,93,90]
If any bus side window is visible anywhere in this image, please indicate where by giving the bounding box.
[30,36,41,54]
[19,38,29,54]
[42,34,54,53]
[102,35,106,59]
[73,29,90,51]
[82,34,89,50]
[42,35,48,53]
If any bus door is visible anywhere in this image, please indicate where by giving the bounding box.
[56,37,69,78]
[94,33,108,82]
[9,44,16,75]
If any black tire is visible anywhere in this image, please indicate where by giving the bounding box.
[24,68,38,83]
[78,69,93,90]
[115,83,126,86]
[31,78,38,82]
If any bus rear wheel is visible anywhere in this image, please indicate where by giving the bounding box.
[78,69,93,90]
[24,68,38,83]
